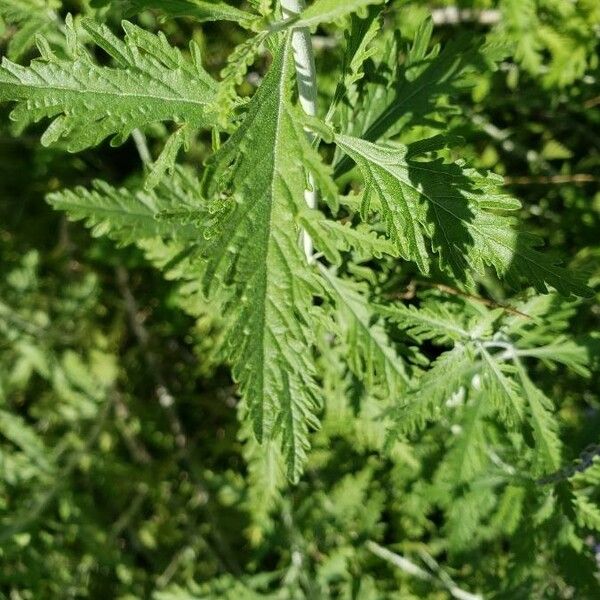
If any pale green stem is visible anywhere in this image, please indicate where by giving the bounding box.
[281,0,318,263]
[132,128,152,166]
[366,541,483,600]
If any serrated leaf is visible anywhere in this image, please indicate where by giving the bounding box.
[379,301,472,344]
[517,338,590,377]
[0,0,61,61]
[395,344,477,434]
[145,125,191,191]
[335,136,431,273]
[332,3,381,106]
[334,133,591,296]
[573,492,600,532]
[47,168,205,245]
[335,20,509,171]
[320,268,408,399]
[443,395,489,482]
[480,346,524,427]
[0,18,218,151]
[519,366,561,476]
[299,209,395,264]
[292,0,385,29]
[119,0,254,25]
[201,36,325,483]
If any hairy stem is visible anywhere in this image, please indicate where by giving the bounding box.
[281,0,318,262]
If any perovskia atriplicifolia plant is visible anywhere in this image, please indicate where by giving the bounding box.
[1,0,599,597]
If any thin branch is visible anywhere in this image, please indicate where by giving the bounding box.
[504,174,598,186]
[114,266,242,576]
[366,541,483,600]
[388,280,531,320]
[113,392,153,465]
[583,95,600,109]
[432,283,532,320]
[366,540,432,581]
[131,128,152,167]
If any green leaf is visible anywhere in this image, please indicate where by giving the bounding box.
[328,2,381,116]
[299,209,395,264]
[0,409,53,474]
[0,18,218,151]
[335,136,431,273]
[320,268,409,398]
[47,168,205,245]
[293,0,386,29]
[442,395,489,482]
[480,347,524,427]
[395,344,477,434]
[240,421,285,534]
[334,133,591,296]
[573,492,600,532]
[517,338,590,377]
[365,32,506,141]
[201,36,327,483]
[518,366,561,476]
[334,19,508,173]
[119,0,255,25]
[379,301,473,345]
[145,125,191,192]
[0,0,61,60]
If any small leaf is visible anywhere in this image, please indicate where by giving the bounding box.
[119,0,255,25]
[292,0,386,29]
[145,126,191,192]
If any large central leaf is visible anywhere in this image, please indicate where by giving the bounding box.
[201,36,326,482]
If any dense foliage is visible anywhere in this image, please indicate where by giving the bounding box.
[1,0,599,597]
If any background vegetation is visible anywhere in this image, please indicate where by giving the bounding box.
[0,0,599,598]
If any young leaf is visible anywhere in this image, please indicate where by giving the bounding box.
[293,0,385,29]
[517,338,590,377]
[0,18,218,151]
[379,301,473,345]
[299,209,395,264]
[320,268,409,398]
[47,168,205,245]
[395,344,477,434]
[518,366,561,476]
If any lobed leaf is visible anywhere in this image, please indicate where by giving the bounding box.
[200,35,327,482]
[320,268,409,399]
[334,133,591,296]
[119,0,254,25]
[0,17,218,151]
[293,0,386,29]
[47,168,205,245]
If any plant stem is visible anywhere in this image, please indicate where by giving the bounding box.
[281,0,318,262]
